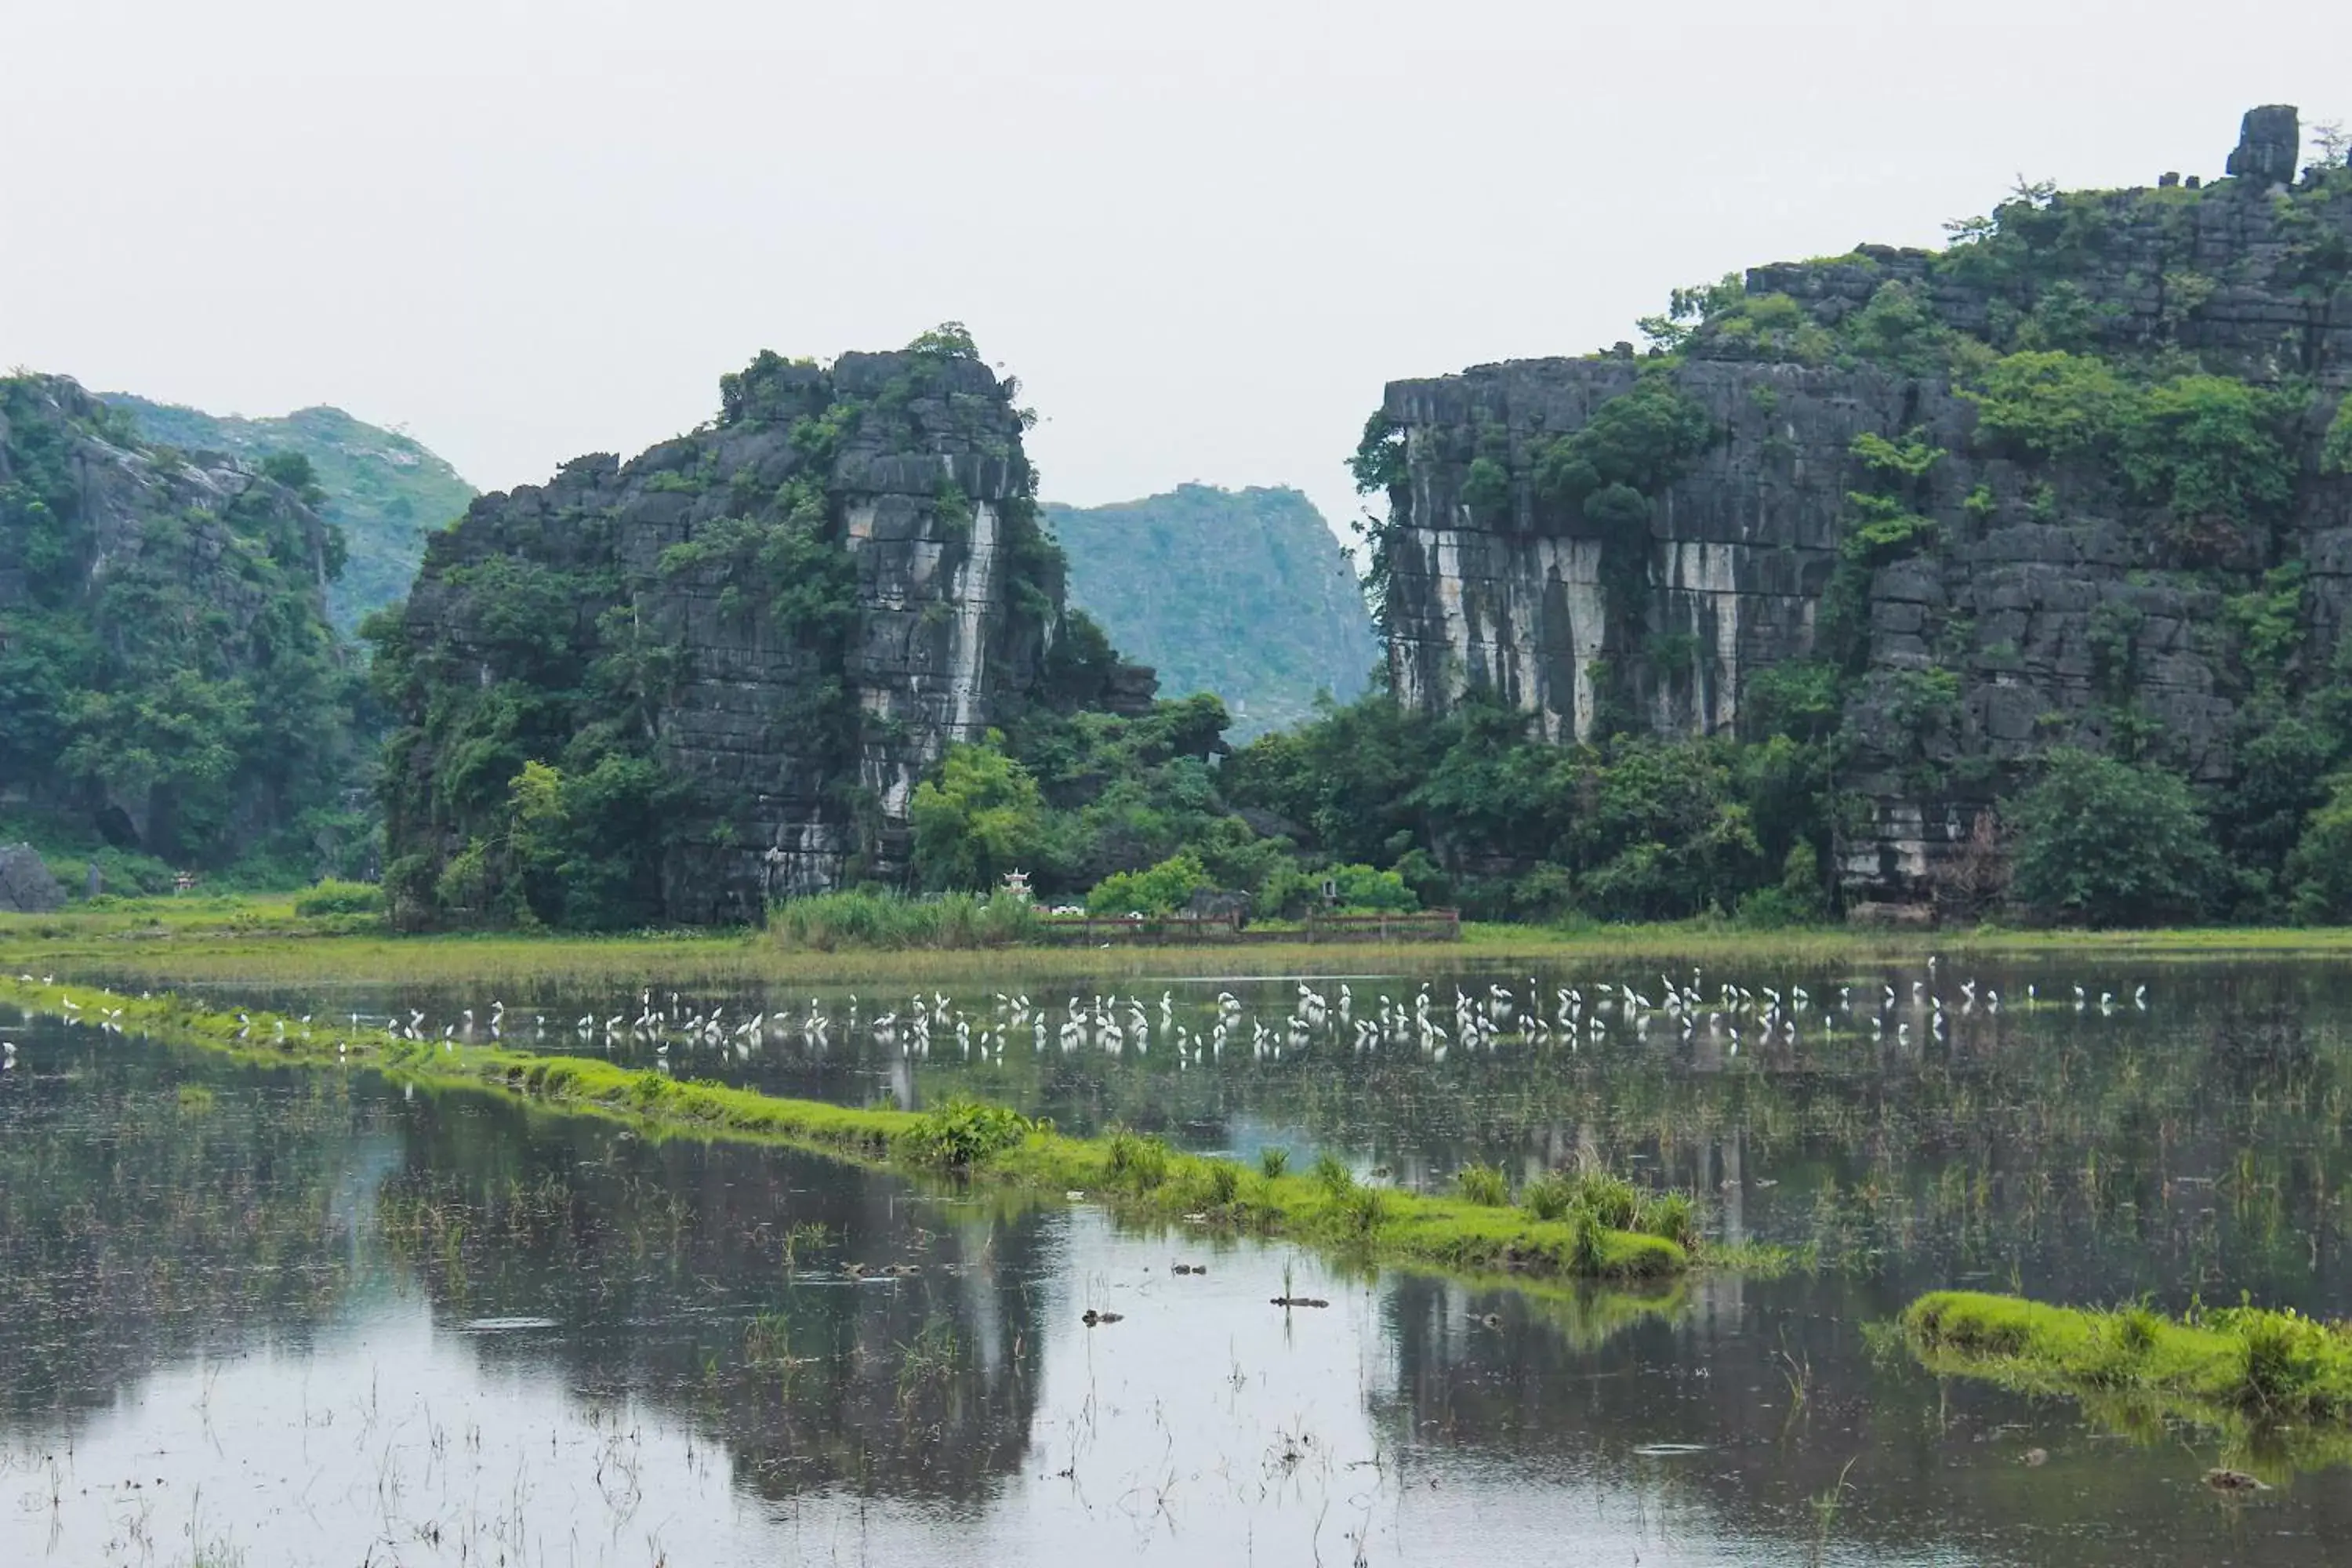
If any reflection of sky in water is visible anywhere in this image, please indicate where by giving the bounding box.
[8,957,2352,1563]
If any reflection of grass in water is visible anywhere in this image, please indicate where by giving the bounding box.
[0,1070,363,1424]
[1903,1290,2352,1479]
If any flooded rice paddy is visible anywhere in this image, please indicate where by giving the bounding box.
[7,953,2352,1563]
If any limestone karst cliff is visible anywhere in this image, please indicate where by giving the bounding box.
[0,375,362,873]
[1369,106,2352,914]
[372,332,1152,928]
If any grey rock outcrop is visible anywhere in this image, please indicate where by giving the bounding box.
[1378,106,2352,914]
[2227,105,2301,191]
[0,844,64,913]
[380,344,1146,926]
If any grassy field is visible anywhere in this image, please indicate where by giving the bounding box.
[10,894,2352,991]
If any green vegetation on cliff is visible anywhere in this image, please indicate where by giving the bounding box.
[1044,485,1376,740]
[369,327,1115,931]
[1348,109,2352,927]
[0,376,367,884]
[103,394,476,636]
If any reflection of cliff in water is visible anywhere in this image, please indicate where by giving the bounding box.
[378,1085,1052,1503]
[0,1025,392,1426]
[0,1028,1052,1504]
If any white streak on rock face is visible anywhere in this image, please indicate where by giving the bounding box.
[1550,538,1607,744]
[944,496,998,739]
[1659,539,1743,734]
[1432,529,1470,705]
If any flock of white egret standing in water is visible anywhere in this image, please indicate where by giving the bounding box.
[277,955,2157,1076]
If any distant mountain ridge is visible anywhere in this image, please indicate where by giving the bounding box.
[1044,484,1375,739]
[101,394,475,634]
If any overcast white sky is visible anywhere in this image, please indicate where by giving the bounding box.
[5,2,2350,539]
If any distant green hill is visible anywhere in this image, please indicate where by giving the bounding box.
[1044,485,1376,740]
[102,394,475,634]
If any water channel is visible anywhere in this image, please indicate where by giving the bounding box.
[5,953,2350,1563]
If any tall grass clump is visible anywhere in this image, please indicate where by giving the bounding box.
[1456,1163,1510,1207]
[1312,1152,1356,1196]
[1337,1182,1388,1237]
[292,879,385,917]
[1520,1166,1699,1246]
[768,890,1040,951]
[1523,1170,1578,1222]
[1259,1146,1291,1179]
[1105,1127,1172,1190]
[1640,1192,1697,1247]
[1197,1159,1243,1206]
[897,1098,1030,1166]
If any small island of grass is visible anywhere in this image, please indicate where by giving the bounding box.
[1902,1290,2352,1430]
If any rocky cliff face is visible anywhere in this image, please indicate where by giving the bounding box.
[0,376,358,869]
[376,339,1149,927]
[1377,107,2352,913]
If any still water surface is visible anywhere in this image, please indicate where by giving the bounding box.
[5,954,2352,1563]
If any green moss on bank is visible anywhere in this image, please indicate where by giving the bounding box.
[1902,1290,2352,1453]
[0,975,1687,1284]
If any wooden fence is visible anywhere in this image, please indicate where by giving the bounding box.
[1033,909,1461,946]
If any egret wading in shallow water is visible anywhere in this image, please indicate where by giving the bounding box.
[220,958,2158,1122]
